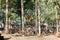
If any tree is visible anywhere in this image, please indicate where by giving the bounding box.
[55,2,59,36]
[35,0,38,35]
[37,0,41,35]
[21,0,24,32]
[35,0,41,35]
[5,0,9,33]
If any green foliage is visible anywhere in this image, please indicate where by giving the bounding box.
[40,0,58,24]
[0,0,60,25]
[9,13,18,20]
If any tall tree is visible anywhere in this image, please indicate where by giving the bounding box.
[37,0,41,35]
[5,0,9,33]
[35,0,38,35]
[35,0,41,35]
[55,3,59,36]
[21,0,24,33]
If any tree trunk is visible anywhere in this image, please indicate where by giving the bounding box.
[35,0,38,35]
[5,0,9,33]
[56,6,59,36]
[37,0,41,36]
[55,2,60,36]
[35,0,41,36]
[21,0,24,33]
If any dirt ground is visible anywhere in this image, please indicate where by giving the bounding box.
[1,34,60,40]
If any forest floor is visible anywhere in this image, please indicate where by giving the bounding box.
[1,34,60,40]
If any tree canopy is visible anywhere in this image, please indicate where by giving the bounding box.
[0,0,60,25]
